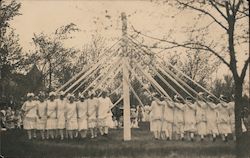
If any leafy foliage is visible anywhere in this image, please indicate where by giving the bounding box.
[28,23,80,91]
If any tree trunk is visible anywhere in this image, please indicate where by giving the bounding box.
[234,79,243,157]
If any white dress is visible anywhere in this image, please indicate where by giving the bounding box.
[206,102,219,134]
[97,97,113,127]
[22,101,38,130]
[150,100,164,132]
[56,99,66,129]
[87,98,99,128]
[173,102,184,134]
[144,105,151,122]
[162,101,174,133]
[46,100,57,130]
[65,102,78,130]
[228,101,235,132]
[77,100,88,130]
[36,101,47,130]
[183,102,196,132]
[195,101,207,135]
[217,102,231,134]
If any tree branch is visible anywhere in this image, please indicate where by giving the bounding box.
[240,56,250,81]
[209,0,228,20]
[176,0,228,31]
[234,0,243,16]
[129,28,231,69]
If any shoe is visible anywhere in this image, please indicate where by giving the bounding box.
[212,138,216,142]
[224,136,228,142]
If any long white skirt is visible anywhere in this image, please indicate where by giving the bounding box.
[36,117,46,130]
[57,117,66,129]
[184,122,196,132]
[98,116,113,127]
[107,116,114,128]
[23,117,37,130]
[78,118,88,131]
[66,118,78,130]
[46,118,57,130]
[196,122,207,135]
[150,119,162,132]
[206,120,219,134]
[173,122,184,134]
[88,119,97,129]
[162,121,173,133]
[218,123,232,134]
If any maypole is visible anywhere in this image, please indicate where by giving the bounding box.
[121,12,131,141]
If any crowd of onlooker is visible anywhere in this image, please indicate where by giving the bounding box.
[0,106,23,130]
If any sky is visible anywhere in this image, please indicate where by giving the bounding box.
[9,0,249,84]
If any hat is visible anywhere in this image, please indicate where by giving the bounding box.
[219,95,227,102]
[198,92,204,96]
[79,93,84,99]
[174,95,181,101]
[49,92,56,97]
[207,95,214,101]
[88,91,95,96]
[67,93,75,99]
[38,92,45,97]
[131,108,136,111]
[58,91,65,96]
[27,93,34,97]
[186,96,192,101]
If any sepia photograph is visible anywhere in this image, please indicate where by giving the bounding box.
[0,0,249,158]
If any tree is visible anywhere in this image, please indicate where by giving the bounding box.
[146,0,249,156]
[0,0,23,97]
[29,23,80,91]
[181,50,221,88]
[212,74,235,97]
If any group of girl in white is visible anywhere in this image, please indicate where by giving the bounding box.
[149,92,243,142]
[21,91,113,140]
[21,90,243,142]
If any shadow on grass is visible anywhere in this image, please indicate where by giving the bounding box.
[0,129,241,158]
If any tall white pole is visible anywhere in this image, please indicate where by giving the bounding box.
[121,12,131,141]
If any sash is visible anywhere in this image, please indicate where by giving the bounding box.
[24,104,37,117]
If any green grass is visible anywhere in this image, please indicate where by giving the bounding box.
[0,127,248,158]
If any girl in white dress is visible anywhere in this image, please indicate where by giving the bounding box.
[195,98,207,141]
[56,92,66,140]
[65,94,78,139]
[21,93,37,140]
[217,95,231,142]
[162,99,174,140]
[228,97,235,140]
[77,94,88,139]
[173,95,185,141]
[150,94,164,140]
[46,92,58,139]
[87,93,99,138]
[206,95,219,141]
[144,105,151,122]
[36,93,47,140]
[97,92,113,136]
[183,97,196,141]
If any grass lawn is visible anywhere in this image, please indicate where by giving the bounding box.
[1,126,249,158]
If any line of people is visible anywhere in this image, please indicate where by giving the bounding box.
[149,93,246,142]
[21,91,114,140]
